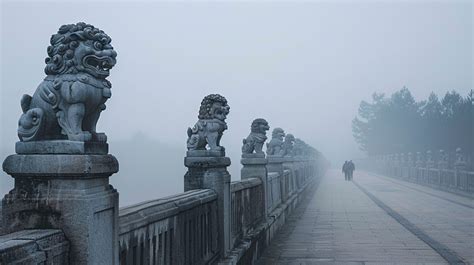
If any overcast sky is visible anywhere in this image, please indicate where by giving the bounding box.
[0,0,472,204]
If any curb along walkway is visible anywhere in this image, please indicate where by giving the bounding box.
[257,169,474,265]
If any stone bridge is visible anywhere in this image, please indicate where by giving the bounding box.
[1,22,473,265]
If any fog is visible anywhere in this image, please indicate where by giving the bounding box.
[0,0,471,206]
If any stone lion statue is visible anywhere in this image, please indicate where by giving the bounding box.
[242,118,270,155]
[293,138,305,156]
[266,128,285,156]
[17,22,117,142]
[187,94,230,151]
[280,133,295,156]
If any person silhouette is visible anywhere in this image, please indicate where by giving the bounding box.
[347,160,355,180]
[342,161,349,181]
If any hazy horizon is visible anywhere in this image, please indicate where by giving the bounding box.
[1,0,471,205]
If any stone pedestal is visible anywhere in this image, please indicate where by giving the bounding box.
[184,151,231,258]
[2,154,119,265]
[266,155,284,176]
[282,157,297,200]
[241,153,268,218]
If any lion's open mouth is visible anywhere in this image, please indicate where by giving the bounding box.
[83,55,115,77]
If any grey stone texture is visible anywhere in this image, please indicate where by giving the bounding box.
[184,154,232,258]
[0,229,69,265]
[258,170,462,265]
[280,134,295,157]
[242,118,269,155]
[15,140,108,154]
[266,128,285,156]
[118,189,219,265]
[187,94,230,152]
[2,154,119,265]
[241,154,269,219]
[17,22,117,142]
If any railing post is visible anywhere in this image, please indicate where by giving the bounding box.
[1,22,119,265]
[438,149,448,187]
[2,154,119,264]
[454,148,467,190]
[241,118,270,220]
[184,94,231,258]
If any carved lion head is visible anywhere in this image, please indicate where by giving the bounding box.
[251,118,269,134]
[271,128,285,140]
[198,94,230,121]
[45,22,117,79]
[284,134,295,143]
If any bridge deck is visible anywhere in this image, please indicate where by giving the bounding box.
[258,170,474,265]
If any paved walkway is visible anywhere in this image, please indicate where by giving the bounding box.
[258,170,474,265]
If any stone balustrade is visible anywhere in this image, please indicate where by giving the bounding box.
[230,178,264,248]
[360,148,474,197]
[118,189,219,265]
[0,29,328,264]
[0,229,69,264]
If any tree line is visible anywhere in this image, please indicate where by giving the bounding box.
[352,87,473,157]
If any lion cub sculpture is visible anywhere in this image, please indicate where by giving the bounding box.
[187,94,230,152]
[242,118,270,155]
[17,22,117,142]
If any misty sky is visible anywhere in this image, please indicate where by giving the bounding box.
[0,0,472,204]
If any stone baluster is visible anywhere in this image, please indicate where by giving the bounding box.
[437,149,448,186]
[2,22,119,265]
[184,94,231,258]
[407,152,413,179]
[454,147,467,189]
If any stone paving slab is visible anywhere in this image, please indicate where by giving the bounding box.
[258,170,448,265]
[354,171,474,264]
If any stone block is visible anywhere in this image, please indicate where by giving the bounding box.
[0,229,69,264]
[16,140,108,155]
[2,154,119,265]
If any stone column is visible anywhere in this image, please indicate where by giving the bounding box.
[2,144,119,265]
[1,21,120,265]
[184,150,231,257]
[454,148,467,189]
[438,150,448,186]
[184,94,231,258]
[241,153,268,219]
[267,155,285,205]
[282,157,296,198]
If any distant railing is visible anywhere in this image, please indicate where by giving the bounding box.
[359,149,474,196]
[118,189,219,265]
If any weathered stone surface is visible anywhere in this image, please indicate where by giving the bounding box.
[17,22,117,143]
[187,149,226,157]
[241,156,268,222]
[3,154,118,177]
[2,154,119,265]
[118,189,220,265]
[15,140,108,154]
[0,229,69,265]
[185,154,232,258]
[187,94,230,152]
[242,119,269,155]
[185,156,231,168]
[280,134,295,157]
[266,128,285,156]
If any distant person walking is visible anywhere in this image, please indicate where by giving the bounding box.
[347,160,355,180]
[342,161,349,181]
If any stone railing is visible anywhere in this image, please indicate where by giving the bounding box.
[359,148,474,197]
[1,80,328,265]
[0,229,70,264]
[118,189,219,265]
[230,178,264,248]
